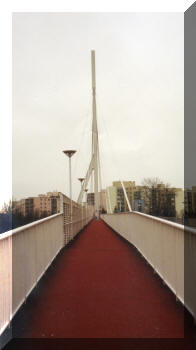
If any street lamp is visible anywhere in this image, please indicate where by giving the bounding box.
[78,178,85,189]
[85,189,88,224]
[85,188,88,201]
[63,150,76,239]
[78,178,85,226]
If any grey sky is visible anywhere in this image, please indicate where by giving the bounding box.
[13,12,184,201]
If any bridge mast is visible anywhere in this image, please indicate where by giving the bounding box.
[91,50,99,219]
[77,50,100,219]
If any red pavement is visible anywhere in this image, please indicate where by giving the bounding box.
[16,219,185,338]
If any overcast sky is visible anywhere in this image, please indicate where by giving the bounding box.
[12,12,184,202]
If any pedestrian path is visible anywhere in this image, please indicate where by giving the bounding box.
[13,219,185,338]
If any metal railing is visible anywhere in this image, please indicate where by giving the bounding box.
[101,211,196,320]
[0,205,94,338]
[0,230,12,337]
[64,204,94,245]
[0,213,64,337]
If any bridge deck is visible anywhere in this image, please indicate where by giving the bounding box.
[12,219,186,338]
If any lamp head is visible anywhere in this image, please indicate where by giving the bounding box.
[63,150,76,158]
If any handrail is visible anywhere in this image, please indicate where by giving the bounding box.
[0,202,94,344]
[101,211,196,321]
[104,210,196,234]
[65,216,93,226]
[0,212,63,240]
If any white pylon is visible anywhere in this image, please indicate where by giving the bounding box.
[77,50,100,219]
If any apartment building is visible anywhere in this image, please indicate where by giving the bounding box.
[13,197,34,217]
[87,190,107,212]
[175,189,184,219]
[133,185,149,213]
[106,181,141,213]
[106,181,184,219]
[99,189,107,212]
[13,192,62,218]
[185,186,196,216]
[33,192,61,216]
[150,184,176,216]
[105,186,117,213]
[113,181,136,212]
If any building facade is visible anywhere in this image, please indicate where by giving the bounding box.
[185,186,196,217]
[13,192,63,218]
[112,181,136,212]
[106,181,184,219]
[87,191,107,212]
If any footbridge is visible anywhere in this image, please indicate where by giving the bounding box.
[1,50,196,348]
[1,207,196,347]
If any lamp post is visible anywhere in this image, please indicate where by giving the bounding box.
[63,150,76,240]
[85,188,88,225]
[78,178,85,226]
[78,178,85,188]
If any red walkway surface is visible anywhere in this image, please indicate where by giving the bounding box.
[14,219,186,338]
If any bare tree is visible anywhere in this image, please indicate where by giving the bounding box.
[141,177,176,217]
[142,177,163,188]
[1,200,12,214]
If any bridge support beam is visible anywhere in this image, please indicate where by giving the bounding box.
[77,51,100,220]
[91,50,99,219]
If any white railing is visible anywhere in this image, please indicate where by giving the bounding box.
[184,226,196,321]
[101,212,196,320]
[0,206,94,339]
[64,205,94,244]
[64,216,92,243]
[0,213,64,337]
[0,231,12,337]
